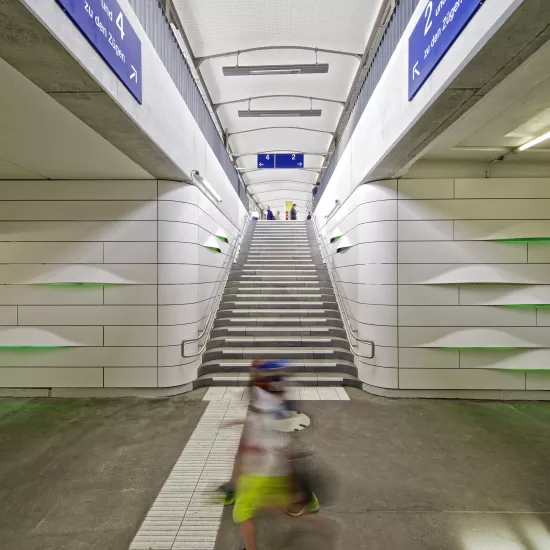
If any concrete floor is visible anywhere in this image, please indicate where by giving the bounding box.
[0,392,206,550]
[216,389,550,550]
[2,390,550,549]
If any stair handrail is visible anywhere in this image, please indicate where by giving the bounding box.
[310,213,375,360]
[181,214,251,358]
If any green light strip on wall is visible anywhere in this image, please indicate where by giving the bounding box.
[435,347,520,350]
[216,235,229,244]
[490,238,550,242]
[330,235,342,243]
[0,346,72,350]
[203,246,222,253]
[37,283,126,287]
[500,304,550,309]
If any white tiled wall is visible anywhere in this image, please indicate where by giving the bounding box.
[0,180,245,391]
[318,177,550,395]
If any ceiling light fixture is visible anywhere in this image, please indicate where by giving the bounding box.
[223,63,329,76]
[516,131,550,152]
[191,170,222,203]
[238,109,322,118]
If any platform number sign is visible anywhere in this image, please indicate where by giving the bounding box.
[408,0,485,100]
[56,0,143,103]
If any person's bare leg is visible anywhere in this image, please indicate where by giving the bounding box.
[240,519,256,550]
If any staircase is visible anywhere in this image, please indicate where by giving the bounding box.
[195,220,360,388]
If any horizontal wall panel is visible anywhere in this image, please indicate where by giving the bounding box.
[0,180,157,200]
[158,362,200,387]
[104,326,158,347]
[0,367,102,388]
[397,221,454,241]
[104,367,158,388]
[399,326,550,348]
[398,242,527,264]
[0,242,104,264]
[0,201,157,221]
[454,220,550,241]
[158,284,213,306]
[158,345,188,368]
[528,243,550,264]
[455,178,550,199]
[459,285,550,306]
[158,264,219,285]
[399,348,459,369]
[0,347,157,367]
[17,306,157,326]
[398,179,454,199]
[103,242,158,263]
[459,349,550,370]
[399,199,550,221]
[332,242,397,267]
[159,323,201,347]
[398,285,459,306]
[398,306,535,327]
[356,363,398,389]
[0,307,17,325]
[339,221,397,245]
[0,264,157,285]
[349,304,397,326]
[0,326,103,347]
[103,285,157,305]
[158,200,199,225]
[349,284,398,306]
[398,264,550,285]
[399,368,525,390]
[336,264,397,285]
[355,322,397,347]
[526,372,550,390]
[158,304,211,326]
[535,310,550,327]
[158,221,199,243]
[0,285,103,305]
[356,345,397,368]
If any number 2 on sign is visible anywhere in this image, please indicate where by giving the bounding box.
[424,1,433,36]
[116,11,125,40]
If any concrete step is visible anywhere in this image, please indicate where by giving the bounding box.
[211,325,346,337]
[214,316,344,327]
[203,346,354,361]
[198,358,357,377]
[206,335,350,350]
[219,301,338,310]
[230,280,324,287]
[194,372,361,389]
[222,294,336,302]
[216,309,342,319]
[232,275,320,280]
[224,286,332,293]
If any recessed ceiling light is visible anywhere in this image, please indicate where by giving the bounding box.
[238,109,322,118]
[223,63,329,76]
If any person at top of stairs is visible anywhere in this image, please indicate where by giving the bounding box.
[265,206,274,220]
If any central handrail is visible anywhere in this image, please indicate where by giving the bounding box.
[181,214,250,359]
[310,213,375,360]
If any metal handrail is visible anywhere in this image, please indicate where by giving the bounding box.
[181,214,250,359]
[310,213,375,360]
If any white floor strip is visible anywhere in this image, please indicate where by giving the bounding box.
[129,401,247,550]
[203,386,349,401]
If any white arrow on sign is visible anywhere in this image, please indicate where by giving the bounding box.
[130,65,138,83]
[297,162,303,167]
[412,62,420,80]
[259,163,264,167]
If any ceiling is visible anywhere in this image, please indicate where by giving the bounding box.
[409,38,550,178]
[0,56,150,181]
[171,0,385,214]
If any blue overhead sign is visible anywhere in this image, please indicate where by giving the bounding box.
[257,153,305,169]
[276,153,304,168]
[56,0,142,103]
[257,154,275,169]
[408,0,485,100]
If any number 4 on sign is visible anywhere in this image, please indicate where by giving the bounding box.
[116,11,125,40]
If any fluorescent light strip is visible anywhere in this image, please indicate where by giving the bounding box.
[517,131,550,152]
[238,109,322,118]
[223,63,329,76]
[192,170,222,202]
